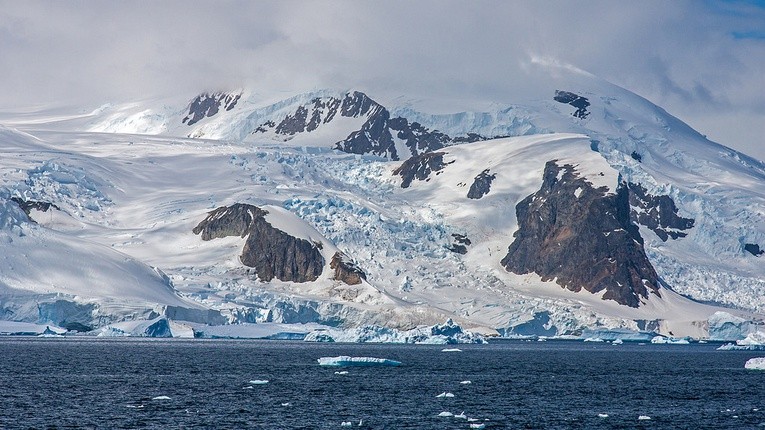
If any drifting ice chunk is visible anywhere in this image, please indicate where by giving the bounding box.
[598,413,609,418]
[436,392,455,398]
[612,339,623,345]
[437,411,453,417]
[460,380,472,384]
[454,412,467,419]
[744,357,765,370]
[469,424,486,429]
[248,380,269,385]
[341,422,352,427]
[441,348,462,352]
[334,371,349,375]
[317,356,402,367]
[638,415,651,420]
[152,396,171,400]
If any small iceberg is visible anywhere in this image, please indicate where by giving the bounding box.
[638,415,651,420]
[437,411,453,417]
[341,422,352,427]
[334,371,350,375]
[745,357,765,370]
[242,386,254,390]
[454,412,467,419]
[612,339,623,345]
[436,392,455,398]
[441,348,462,352]
[598,413,609,418]
[152,396,171,401]
[317,356,401,367]
[460,380,472,384]
[583,337,605,342]
[469,424,486,429]
[248,380,269,385]
[281,402,291,407]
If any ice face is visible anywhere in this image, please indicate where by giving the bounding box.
[317,356,402,367]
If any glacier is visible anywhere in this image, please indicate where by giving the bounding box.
[1,64,765,340]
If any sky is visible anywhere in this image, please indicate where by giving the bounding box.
[1,0,765,160]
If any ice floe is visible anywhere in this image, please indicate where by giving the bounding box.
[436,392,455,398]
[460,380,472,384]
[598,413,609,418]
[248,379,269,385]
[317,356,401,367]
[437,411,453,417]
[744,357,765,370]
[441,348,462,352]
[152,396,171,400]
[638,415,651,420]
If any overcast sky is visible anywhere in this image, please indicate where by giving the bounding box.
[1,0,765,160]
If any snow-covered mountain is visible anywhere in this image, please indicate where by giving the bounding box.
[1,66,764,339]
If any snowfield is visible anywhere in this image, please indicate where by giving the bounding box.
[1,66,764,339]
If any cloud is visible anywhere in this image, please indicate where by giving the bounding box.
[1,0,764,159]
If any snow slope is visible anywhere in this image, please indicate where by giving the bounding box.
[1,65,764,338]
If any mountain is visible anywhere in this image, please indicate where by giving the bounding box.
[1,67,764,339]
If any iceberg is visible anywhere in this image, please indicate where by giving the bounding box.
[152,396,171,400]
[304,319,486,344]
[708,312,760,341]
[717,332,765,350]
[437,411,453,417]
[317,356,402,367]
[436,392,455,398]
[744,357,765,370]
[638,415,651,420]
[469,424,486,429]
[441,348,462,352]
[248,380,269,385]
[460,380,472,384]
[580,328,657,342]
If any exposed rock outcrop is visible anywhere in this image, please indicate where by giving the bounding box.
[393,151,453,188]
[627,183,694,241]
[10,197,59,220]
[183,92,241,126]
[449,233,471,254]
[330,252,367,285]
[193,204,324,283]
[254,91,467,160]
[501,161,662,308]
[745,243,764,257]
[467,169,496,199]
[554,90,590,119]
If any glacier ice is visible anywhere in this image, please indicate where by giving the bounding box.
[317,356,402,367]
[304,319,486,344]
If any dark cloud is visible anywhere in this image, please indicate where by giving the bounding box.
[1,0,764,159]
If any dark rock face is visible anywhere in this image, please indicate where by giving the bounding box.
[330,252,367,285]
[631,151,643,162]
[393,151,454,188]
[501,161,662,308]
[193,204,324,283]
[183,92,241,126]
[467,169,496,199]
[192,203,267,240]
[628,183,694,241]
[452,133,492,144]
[254,91,462,160]
[745,243,764,256]
[11,197,59,220]
[449,233,471,254]
[554,90,590,119]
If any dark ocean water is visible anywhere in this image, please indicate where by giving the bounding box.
[1,338,764,429]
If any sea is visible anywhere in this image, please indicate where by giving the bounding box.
[1,338,764,429]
